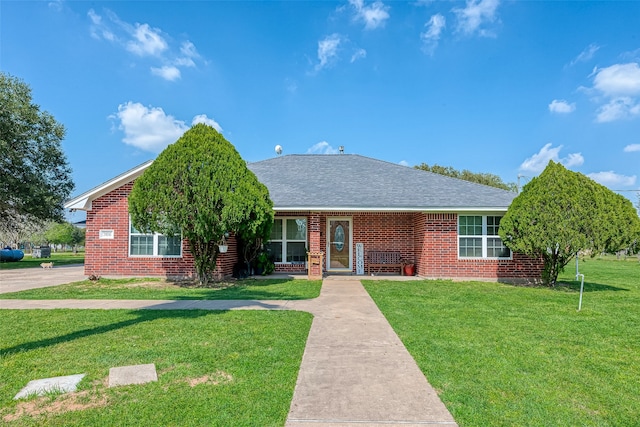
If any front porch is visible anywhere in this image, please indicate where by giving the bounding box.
[270,211,418,276]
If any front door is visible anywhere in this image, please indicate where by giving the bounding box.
[327,218,352,271]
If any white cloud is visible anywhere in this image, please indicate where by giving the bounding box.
[421,14,446,55]
[112,103,222,152]
[621,48,640,62]
[588,62,640,123]
[348,0,390,30]
[624,144,640,152]
[315,34,342,71]
[548,99,576,114]
[312,35,366,71]
[587,171,636,187]
[126,23,167,57]
[88,9,116,41]
[307,141,339,154]
[564,152,585,168]
[596,97,640,123]
[113,102,188,152]
[568,43,600,67]
[192,114,222,132]
[48,0,63,12]
[87,9,201,81]
[351,48,367,63]
[174,41,199,68]
[151,66,181,81]
[399,160,410,167]
[593,63,640,97]
[453,0,500,37]
[180,41,199,59]
[519,143,584,173]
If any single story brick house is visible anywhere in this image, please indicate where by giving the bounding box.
[65,154,543,281]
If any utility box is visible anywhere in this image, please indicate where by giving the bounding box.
[307,251,324,280]
[32,246,51,258]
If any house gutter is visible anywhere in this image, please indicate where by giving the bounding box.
[272,206,510,213]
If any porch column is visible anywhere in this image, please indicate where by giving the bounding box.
[307,212,323,279]
[308,212,321,252]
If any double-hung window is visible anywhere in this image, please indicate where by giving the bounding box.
[265,218,307,263]
[129,222,182,257]
[458,215,511,259]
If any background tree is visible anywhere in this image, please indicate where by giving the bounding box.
[499,161,640,286]
[129,124,273,285]
[70,226,85,254]
[415,163,517,191]
[0,73,74,230]
[44,222,85,252]
[0,215,44,249]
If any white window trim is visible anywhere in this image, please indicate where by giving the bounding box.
[128,218,182,258]
[269,217,308,264]
[457,214,512,260]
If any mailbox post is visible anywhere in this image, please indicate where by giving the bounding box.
[307,251,324,280]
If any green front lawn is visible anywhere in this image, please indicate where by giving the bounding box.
[0,277,322,300]
[0,252,84,269]
[0,309,312,426]
[363,258,640,427]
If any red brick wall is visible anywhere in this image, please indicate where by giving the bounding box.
[271,211,542,280]
[85,182,237,279]
[414,213,543,280]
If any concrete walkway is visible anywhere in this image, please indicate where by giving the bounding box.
[0,276,457,426]
[285,280,456,426]
[0,265,85,294]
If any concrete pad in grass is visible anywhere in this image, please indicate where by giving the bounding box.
[109,363,157,387]
[14,374,85,400]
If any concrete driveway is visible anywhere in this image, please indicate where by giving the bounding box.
[0,265,85,294]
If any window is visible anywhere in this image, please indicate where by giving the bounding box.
[458,215,511,259]
[129,222,182,257]
[265,218,307,263]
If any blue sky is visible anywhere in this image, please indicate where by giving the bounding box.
[2,0,639,216]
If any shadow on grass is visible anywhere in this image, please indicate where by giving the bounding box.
[553,281,629,293]
[0,309,225,357]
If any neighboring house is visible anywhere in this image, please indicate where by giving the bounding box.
[65,154,543,281]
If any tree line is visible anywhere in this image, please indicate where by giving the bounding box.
[0,220,85,253]
[414,163,517,192]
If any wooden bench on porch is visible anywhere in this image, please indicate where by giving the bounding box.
[367,251,404,275]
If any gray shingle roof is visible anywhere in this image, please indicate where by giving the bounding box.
[247,154,515,211]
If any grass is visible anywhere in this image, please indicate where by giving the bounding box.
[363,257,640,427]
[0,309,312,426]
[0,252,84,270]
[0,277,322,300]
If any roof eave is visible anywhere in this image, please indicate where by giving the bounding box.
[272,206,510,213]
[64,160,153,211]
